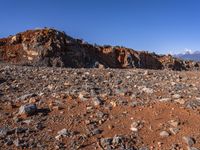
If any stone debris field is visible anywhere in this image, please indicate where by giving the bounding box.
[0,63,200,149]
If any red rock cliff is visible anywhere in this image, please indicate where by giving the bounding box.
[0,28,199,70]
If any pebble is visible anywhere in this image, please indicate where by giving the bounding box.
[92,97,103,106]
[188,147,200,150]
[13,138,21,147]
[159,98,171,102]
[141,87,153,94]
[139,147,149,150]
[144,70,150,75]
[56,128,71,139]
[175,99,186,104]
[108,125,114,129]
[169,127,180,135]
[35,122,45,130]
[5,139,13,146]
[0,127,9,138]
[78,92,90,101]
[182,136,195,147]
[112,135,123,144]
[91,129,102,135]
[169,120,180,127]
[172,94,182,99]
[15,127,27,134]
[18,104,38,116]
[17,93,37,101]
[130,121,140,132]
[0,127,14,138]
[186,100,200,109]
[159,131,170,137]
[22,119,32,125]
[100,138,112,147]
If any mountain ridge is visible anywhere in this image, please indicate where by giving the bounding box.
[0,28,199,71]
[174,51,200,62]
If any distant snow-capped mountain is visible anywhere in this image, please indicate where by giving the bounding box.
[174,51,200,62]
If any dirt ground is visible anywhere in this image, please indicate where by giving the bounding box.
[0,64,200,149]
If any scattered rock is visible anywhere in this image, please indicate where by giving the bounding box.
[78,92,90,101]
[58,129,71,137]
[17,93,37,101]
[175,99,186,105]
[169,120,180,127]
[92,97,103,106]
[172,94,182,99]
[169,127,180,135]
[188,147,200,150]
[91,129,102,135]
[159,98,171,102]
[100,138,112,147]
[112,135,123,145]
[0,127,14,138]
[5,139,13,146]
[18,104,38,116]
[0,62,200,149]
[130,121,141,132]
[139,147,149,150]
[35,122,45,130]
[183,136,195,147]
[185,100,200,109]
[160,131,170,137]
[15,127,27,134]
[13,138,21,147]
[140,87,153,94]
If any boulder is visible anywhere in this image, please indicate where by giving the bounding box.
[18,104,38,116]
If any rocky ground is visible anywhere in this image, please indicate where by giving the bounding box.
[0,63,200,150]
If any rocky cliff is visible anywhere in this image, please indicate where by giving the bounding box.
[0,28,199,70]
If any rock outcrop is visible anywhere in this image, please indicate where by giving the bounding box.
[0,28,199,70]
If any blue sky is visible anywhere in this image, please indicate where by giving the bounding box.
[0,0,200,54]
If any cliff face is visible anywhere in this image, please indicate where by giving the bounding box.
[0,28,199,70]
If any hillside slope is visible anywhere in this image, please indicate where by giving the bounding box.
[0,28,199,70]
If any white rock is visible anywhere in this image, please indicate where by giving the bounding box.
[169,120,180,127]
[57,128,70,137]
[169,127,180,135]
[159,98,171,102]
[160,131,170,137]
[183,136,195,147]
[172,94,182,99]
[141,87,153,94]
[93,97,103,106]
[175,99,185,104]
[130,121,140,132]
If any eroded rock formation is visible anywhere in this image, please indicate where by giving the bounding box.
[0,28,199,70]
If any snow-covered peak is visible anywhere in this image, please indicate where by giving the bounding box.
[174,49,200,62]
[184,49,193,54]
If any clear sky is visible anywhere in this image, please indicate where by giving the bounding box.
[0,0,200,54]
